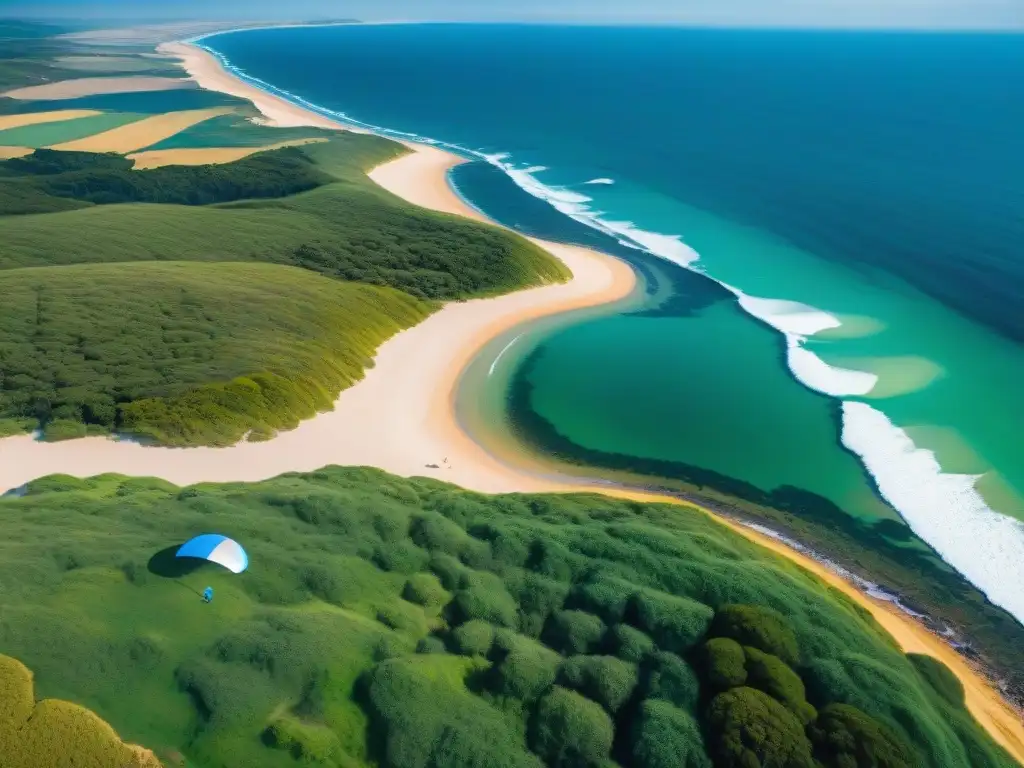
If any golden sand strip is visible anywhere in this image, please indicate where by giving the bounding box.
[0,146,32,159]
[3,76,193,100]
[127,137,328,169]
[50,107,234,153]
[0,109,102,131]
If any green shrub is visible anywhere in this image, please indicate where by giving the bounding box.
[529,686,614,768]
[543,610,606,655]
[608,624,655,662]
[451,620,495,657]
[451,579,519,628]
[263,715,344,764]
[402,572,450,609]
[365,656,541,768]
[706,687,816,768]
[631,700,712,768]
[644,652,702,712]
[701,637,748,690]
[558,655,638,713]
[809,703,917,768]
[743,646,816,724]
[909,654,965,707]
[627,590,713,653]
[568,576,636,623]
[489,632,561,702]
[709,604,801,667]
[416,637,447,655]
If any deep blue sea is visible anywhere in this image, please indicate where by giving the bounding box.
[202,24,1024,622]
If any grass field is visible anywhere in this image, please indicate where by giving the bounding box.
[0,110,144,146]
[0,134,567,442]
[0,466,1014,768]
[143,111,338,150]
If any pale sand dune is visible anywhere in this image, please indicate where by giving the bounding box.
[127,137,328,169]
[0,109,101,131]
[50,107,234,153]
[3,76,194,101]
[0,146,32,159]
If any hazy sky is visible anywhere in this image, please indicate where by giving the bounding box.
[2,0,1023,29]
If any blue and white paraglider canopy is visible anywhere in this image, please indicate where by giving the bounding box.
[176,534,249,574]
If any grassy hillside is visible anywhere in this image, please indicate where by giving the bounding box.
[0,261,432,445]
[0,654,161,767]
[0,467,1014,768]
[0,134,568,443]
[0,146,333,213]
[0,135,569,300]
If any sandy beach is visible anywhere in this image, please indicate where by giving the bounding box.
[3,76,194,100]
[0,37,1019,760]
[159,41,349,130]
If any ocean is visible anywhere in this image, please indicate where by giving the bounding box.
[200,24,1024,623]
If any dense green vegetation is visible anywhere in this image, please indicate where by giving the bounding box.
[0,147,333,213]
[0,654,161,767]
[0,261,432,444]
[0,135,568,299]
[0,467,1013,767]
[0,134,567,442]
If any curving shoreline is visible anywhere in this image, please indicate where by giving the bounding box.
[0,35,1020,761]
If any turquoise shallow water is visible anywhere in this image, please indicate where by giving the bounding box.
[203,24,1024,623]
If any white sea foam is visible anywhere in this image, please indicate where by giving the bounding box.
[488,334,522,377]
[200,43,1024,623]
[584,178,615,185]
[843,402,1024,622]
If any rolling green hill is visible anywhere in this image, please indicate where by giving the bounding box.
[0,134,568,443]
[0,261,432,445]
[0,467,1014,768]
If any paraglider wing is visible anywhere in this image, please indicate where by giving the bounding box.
[175,534,248,574]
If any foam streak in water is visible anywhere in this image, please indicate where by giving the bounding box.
[843,401,1024,622]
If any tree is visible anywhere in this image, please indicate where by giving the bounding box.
[705,687,816,768]
[809,704,917,768]
[558,655,638,713]
[743,647,816,725]
[701,638,747,690]
[529,687,614,768]
[709,605,800,667]
[631,700,712,768]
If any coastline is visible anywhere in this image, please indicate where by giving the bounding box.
[0,34,1020,761]
[165,38,1024,759]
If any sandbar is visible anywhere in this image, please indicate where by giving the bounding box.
[127,137,328,169]
[3,76,193,101]
[51,107,234,153]
[0,109,102,131]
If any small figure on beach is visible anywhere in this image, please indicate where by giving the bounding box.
[202,586,214,604]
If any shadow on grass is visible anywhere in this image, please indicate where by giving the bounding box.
[148,545,203,578]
